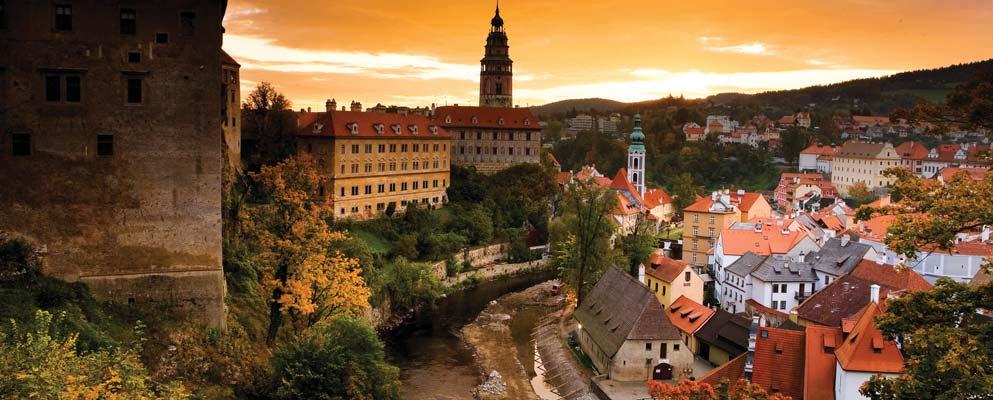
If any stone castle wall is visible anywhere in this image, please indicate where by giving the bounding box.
[0,1,229,327]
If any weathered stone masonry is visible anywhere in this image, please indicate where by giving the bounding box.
[0,0,231,327]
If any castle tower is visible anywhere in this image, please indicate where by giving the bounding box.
[628,114,646,197]
[479,2,513,108]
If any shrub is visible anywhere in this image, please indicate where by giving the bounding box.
[381,258,443,313]
[392,234,419,260]
[270,316,400,400]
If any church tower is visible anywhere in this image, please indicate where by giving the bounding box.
[479,3,513,108]
[628,114,646,197]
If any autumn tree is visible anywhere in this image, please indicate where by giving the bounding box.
[0,310,188,399]
[860,279,993,399]
[845,181,875,207]
[247,155,370,344]
[647,378,790,400]
[548,180,619,304]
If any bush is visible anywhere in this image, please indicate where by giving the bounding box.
[0,233,41,282]
[392,234,419,260]
[445,255,461,277]
[381,258,443,313]
[270,316,400,400]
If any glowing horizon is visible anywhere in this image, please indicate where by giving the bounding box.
[223,0,993,110]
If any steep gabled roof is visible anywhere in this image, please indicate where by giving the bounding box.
[752,327,806,399]
[574,267,680,358]
[694,309,750,356]
[644,252,688,283]
[894,141,929,160]
[804,325,844,400]
[834,302,904,373]
[610,168,644,206]
[698,353,747,386]
[643,188,672,209]
[796,275,878,327]
[666,295,716,335]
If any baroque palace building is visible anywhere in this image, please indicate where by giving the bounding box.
[434,3,542,174]
[296,101,451,220]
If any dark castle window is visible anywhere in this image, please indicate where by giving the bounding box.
[156,32,169,44]
[96,134,113,156]
[0,0,7,30]
[120,8,136,35]
[45,74,81,103]
[495,82,503,95]
[11,133,30,156]
[127,51,141,63]
[54,4,72,32]
[126,78,142,103]
[179,11,195,36]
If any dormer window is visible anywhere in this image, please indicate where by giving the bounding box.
[373,123,385,134]
[524,118,530,126]
[498,117,505,126]
[445,115,452,124]
[313,123,323,134]
[390,124,401,134]
[429,125,439,135]
[471,116,478,125]
[408,125,418,135]
[347,123,359,135]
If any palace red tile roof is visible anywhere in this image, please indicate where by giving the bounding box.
[644,252,687,283]
[752,327,806,399]
[718,225,810,257]
[433,105,541,130]
[666,295,715,335]
[804,325,844,400]
[295,110,449,139]
[800,144,840,157]
[834,302,904,373]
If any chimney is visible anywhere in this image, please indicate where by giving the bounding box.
[325,99,333,113]
[870,284,881,303]
[745,315,760,381]
[737,189,745,196]
[350,101,362,112]
[983,226,991,242]
[307,106,311,113]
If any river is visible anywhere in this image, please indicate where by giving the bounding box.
[385,269,557,399]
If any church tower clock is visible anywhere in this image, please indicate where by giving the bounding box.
[479,3,513,108]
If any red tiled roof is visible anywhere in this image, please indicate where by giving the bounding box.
[643,188,672,209]
[752,327,805,399]
[850,260,933,293]
[433,105,541,130]
[804,325,844,400]
[685,127,705,136]
[894,141,929,160]
[718,226,809,256]
[796,275,884,327]
[698,353,747,385]
[745,299,789,319]
[834,302,904,373]
[940,167,989,182]
[683,191,764,213]
[666,296,715,335]
[852,115,891,125]
[555,171,573,185]
[295,111,449,139]
[800,144,839,156]
[644,252,687,283]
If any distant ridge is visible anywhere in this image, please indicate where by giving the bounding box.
[529,98,626,117]
[531,58,993,115]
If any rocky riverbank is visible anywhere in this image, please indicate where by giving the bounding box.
[461,280,565,400]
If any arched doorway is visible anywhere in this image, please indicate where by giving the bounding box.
[652,362,673,381]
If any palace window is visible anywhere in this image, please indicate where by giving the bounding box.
[127,51,141,63]
[155,32,169,44]
[180,11,195,36]
[45,74,82,103]
[120,8,137,35]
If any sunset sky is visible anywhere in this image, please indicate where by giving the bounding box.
[222,0,993,110]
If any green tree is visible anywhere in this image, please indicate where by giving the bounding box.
[549,181,619,304]
[242,82,297,168]
[780,126,811,165]
[270,315,401,400]
[618,215,658,277]
[669,172,702,217]
[860,279,993,399]
[380,258,443,313]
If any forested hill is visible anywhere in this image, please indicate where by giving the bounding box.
[532,59,993,117]
[529,98,627,117]
[705,59,993,114]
